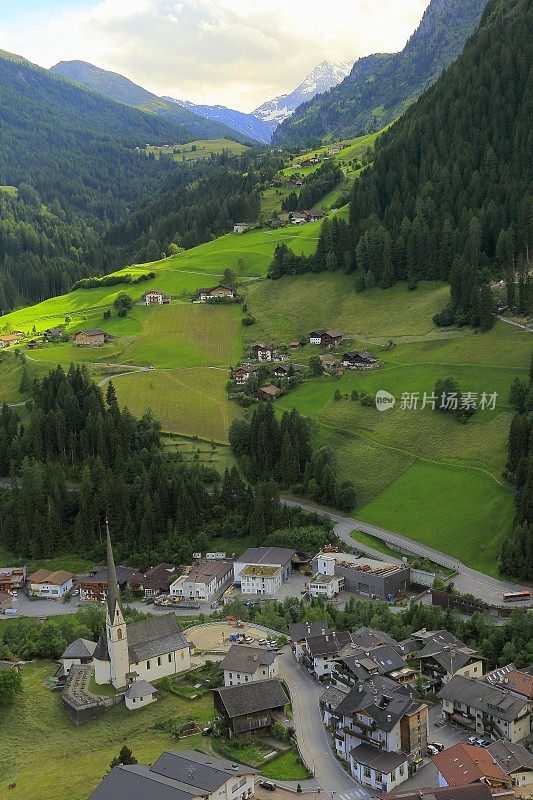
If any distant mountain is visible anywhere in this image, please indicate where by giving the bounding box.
[165,98,273,144]
[51,60,250,143]
[273,0,487,147]
[254,60,353,126]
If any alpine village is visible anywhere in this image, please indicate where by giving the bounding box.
[0,1,532,799]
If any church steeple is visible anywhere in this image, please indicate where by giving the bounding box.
[106,520,122,623]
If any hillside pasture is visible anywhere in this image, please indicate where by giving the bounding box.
[145,138,248,161]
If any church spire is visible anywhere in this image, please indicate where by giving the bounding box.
[106,520,121,621]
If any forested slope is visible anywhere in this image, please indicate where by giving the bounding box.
[274,0,487,147]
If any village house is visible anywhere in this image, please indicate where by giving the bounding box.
[0,334,19,347]
[438,674,531,742]
[349,745,411,794]
[57,638,97,677]
[213,678,289,738]
[197,284,235,302]
[221,644,280,686]
[341,351,378,369]
[78,565,137,603]
[487,740,533,789]
[233,223,251,234]
[128,563,177,598]
[257,385,281,402]
[0,566,26,593]
[403,629,484,688]
[232,364,259,385]
[291,215,307,225]
[303,210,326,222]
[93,530,191,690]
[27,568,75,598]
[433,743,509,789]
[233,547,295,595]
[170,560,233,603]
[273,364,300,379]
[73,328,107,346]
[43,326,64,339]
[386,788,516,800]
[143,289,170,305]
[300,631,354,680]
[483,663,533,706]
[289,620,331,660]
[309,329,343,348]
[88,749,257,800]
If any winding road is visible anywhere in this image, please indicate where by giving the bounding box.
[282,498,533,608]
[278,651,370,800]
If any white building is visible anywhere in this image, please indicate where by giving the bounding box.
[309,555,344,598]
[233,547,294,596]
[93,529,191,691]
[28,569,74,598]
[349,744,409,793]
[58,638,97,676]
[124,679,157,710]
[144,290,164,305]
[221,644,279,686]
[170,560,233,602]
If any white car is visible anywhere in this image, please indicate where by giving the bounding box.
[427,744,439,756]
[468,736,478,745]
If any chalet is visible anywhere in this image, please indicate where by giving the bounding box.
[257,385,281,402]
[221,644,280,686]
[28,569,75,598]
[403,629,483,687]
[438,674,531,742]
[291,215,307,225]
[341,351,378,369]
[329,145,343,155]
[128,563,177,597]
[0,334,19,347]
[10,331,24,338]
[273,364,300,378]
[143,289,165,305]
[251,344,286,362]
[213,678,289,737]
[78,565,137,603]
[309,330,343,348]
[43,326,64,339]
[88,750,256,800]
[433,743,508,788]
[384,788,515,800]
[303,210,325,222]
[487,741,533,789]
[197,285,235,302]
[289,620,331,659]
[320,354,339,371]
[73,328,107,347]
[232,365,258,385]
[169,560,233,602]
[0,566,26,593]
[233,223,251,234]
[300,631,353,679]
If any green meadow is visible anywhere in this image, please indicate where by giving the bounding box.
[144,138,248,161]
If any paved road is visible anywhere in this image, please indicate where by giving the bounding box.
[282,498,532,608]
[497,315,533,332]
[278,652,370,800]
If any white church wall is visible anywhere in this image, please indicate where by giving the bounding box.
[131,647,191,682]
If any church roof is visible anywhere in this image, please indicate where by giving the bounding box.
[105,525,122,622]
[128,614,189,663]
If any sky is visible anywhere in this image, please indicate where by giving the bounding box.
[0,0,429,111]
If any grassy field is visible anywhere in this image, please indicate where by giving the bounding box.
[0,661,216,800]
[145,138,248,161]
[260,750,311,781]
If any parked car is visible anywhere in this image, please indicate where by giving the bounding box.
[259,781,276,792]
[427,744,439,756]
[428,742,445,752]
[468,736,478,745]
[476,738,491,747]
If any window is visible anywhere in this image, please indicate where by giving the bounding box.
[157,657,161,666]
[168,653,172,663]
[399,766,404,776]
[117,629,123,641]
[147,660,151,670]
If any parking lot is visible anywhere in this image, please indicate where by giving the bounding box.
[187,621,281,654]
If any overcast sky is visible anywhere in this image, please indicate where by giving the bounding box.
[0,0,429,111]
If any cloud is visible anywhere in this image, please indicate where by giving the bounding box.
[0,0,429,110]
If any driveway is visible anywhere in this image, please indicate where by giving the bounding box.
[281,498,533,608]
[278,651,370,800]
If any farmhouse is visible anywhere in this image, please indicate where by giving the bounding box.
[169,560,233,602]
[128,562,177,598]
[0,566,26,592]
[438,674,531,742]
[197,284,235,302]
[221,644,280,686]
[143,289,169,305]
[0,334,19,347]
[309,329,343,348]
[233,547,295,595]
[291,215,307,225]
[27,568,75,598]
[433,743,508,788]
[232,365,258,384]
[341,351,378,369]
[79,565,137,603]
[88,749,257,800]
[303,210,325,222]
[93,529,191,690]
[257,385,281,402]
[233,222,251,234]
[73,328,107,346]
[44,326,64,339]
[213,678,289,737]
[273,364,300,379]
[58,638,97,676]
[251,344,286,362]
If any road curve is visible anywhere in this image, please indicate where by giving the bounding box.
[281,498,532,608]
[278,652,369,800]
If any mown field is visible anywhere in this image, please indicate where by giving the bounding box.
[145,138,248,161]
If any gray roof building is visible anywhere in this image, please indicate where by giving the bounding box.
[288,620,330,642]
[236,546,295,568]
[350,742,407,772]
[383,786,503,800]
[304,631,353,658]
[60,638,97,660]
[221,644,277,674]
[214,678,288,718]
[336,676,422,732]
[125,679,157,700]
[94,612,189,664]
[438,675,528,722]
[487,740,533,775]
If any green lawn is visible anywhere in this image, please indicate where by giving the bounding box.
[260,750,311,781]
[145,138,248,161]
[0,662,216,800]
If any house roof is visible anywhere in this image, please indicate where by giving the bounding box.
[336,676,422,732]
[383,786,500,800]
[324,330,343,339]
[414,630,480,673]
[350,742,407,774]
[288,621,330,641]
[438,675,528,722]
[342,351,375,361]
[432,743,508,786]
[129,563,177,591]
[87,764,198,800]
[305,631,352,658]
[320,685,347,710]
[127,613,189,663]
[125,679,157,699]
[81,565,137,586]
[176,561,232,585]
[151,750,256,790]
[60,638,97,660]
[342,644,407,675]
[221,644,277,674]
[487,740,533,774]
[237,547,295,568]
[28,568,74,586]
[484,665,533,701]
[76,328,106,336]
[214,678,288,718]
[350,627,399,650]
[259,385,281,397]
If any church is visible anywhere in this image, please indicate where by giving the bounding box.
[93,529,191,690]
